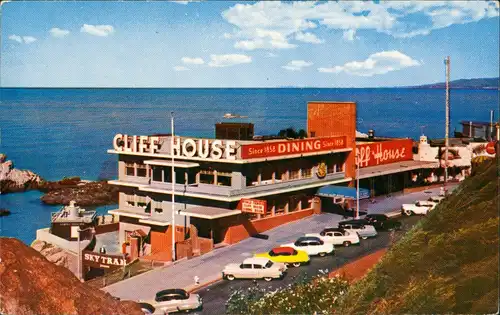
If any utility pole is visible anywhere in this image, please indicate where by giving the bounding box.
[356,150,360,219]
[490,110,494,141]
[444,56,450,193]
[171,112,176,262]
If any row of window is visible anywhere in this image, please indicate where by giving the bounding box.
[124,194,163,213]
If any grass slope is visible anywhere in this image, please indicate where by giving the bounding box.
[338,159,499,314]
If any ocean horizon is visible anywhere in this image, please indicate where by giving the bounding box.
[1,87,498,244]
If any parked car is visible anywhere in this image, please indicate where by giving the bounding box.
[281,236,335,257]
[429,195,445,203]
[140,289,202,314]
[139,303,157,315]
[401,200,437,216]
[254,246,310,267]
[337,222,378,239]
[222,257,287,281]
[305,228,360,247]
[363,214,402,231]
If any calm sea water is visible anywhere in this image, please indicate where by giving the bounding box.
[0,88,498,244]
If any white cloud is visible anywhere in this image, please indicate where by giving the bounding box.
[208,54,252,67]
[295,32,324,44]
[22,36,37,44]
[265,52,278,58]
[9,35,37,44]
[342,29,358,41]
[80,24,115,37]
[50,28,70,38]
[173,66,190,71]
[222,1,499,50]
[318,50,421,77]
[282,60,313,71]
[8,35,23,43]
[181,57,205,65]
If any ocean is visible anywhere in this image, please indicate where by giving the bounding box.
[0,87,498,244]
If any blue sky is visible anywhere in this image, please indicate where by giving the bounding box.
[1,1,499,87]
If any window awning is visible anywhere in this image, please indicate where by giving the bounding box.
[144,159,200,168]
[316,185,370,199]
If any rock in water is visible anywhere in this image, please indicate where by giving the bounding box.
[1,238,143,315]
[0,209,11,216]
[40,180,119,206]
[0,153,44,194]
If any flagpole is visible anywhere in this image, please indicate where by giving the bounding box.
[171,112,176,262]
[356,151,360,219]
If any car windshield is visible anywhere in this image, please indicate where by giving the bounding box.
[265,261,273,268]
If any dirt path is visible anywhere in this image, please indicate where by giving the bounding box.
[329,248,387,282]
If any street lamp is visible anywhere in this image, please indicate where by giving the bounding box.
[171,112,176,262]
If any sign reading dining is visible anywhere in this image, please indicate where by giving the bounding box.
[356,139,413,168]
[241,136,346,159]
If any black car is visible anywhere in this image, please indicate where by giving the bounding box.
[339,215,401,231]
[364,214,402,231]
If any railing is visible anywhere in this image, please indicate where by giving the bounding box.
[146,172,345,198]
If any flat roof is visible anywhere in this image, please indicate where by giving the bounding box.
[178,207,241,219]
[144,159,200,168]
[358,160,440,180]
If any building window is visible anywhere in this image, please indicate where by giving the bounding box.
[152,199,163,213]
[217,171,232,186]
[137,163,147,177]
[137,195,148,208]
[310,131,316,137]
[126,163,135,176]
[152,167,162,182]
[290,169,300,180]
[125,194,135,207]
[327,163,335,174]
[302,168,312,178]
[336,162,344,173]
[200,169,215,185]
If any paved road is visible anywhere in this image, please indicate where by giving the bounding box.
[103,185,454,302]
[192,215,421,315]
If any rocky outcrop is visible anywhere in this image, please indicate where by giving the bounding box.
[0,208,11,216]
[31,240,77,274]
[40,178,119,206]
[0,153,44,194]
[1,237,143,315]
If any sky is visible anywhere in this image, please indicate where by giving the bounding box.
[1,0,499,88]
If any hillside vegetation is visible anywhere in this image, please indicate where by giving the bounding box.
[338,159,498,314]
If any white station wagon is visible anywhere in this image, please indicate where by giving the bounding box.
[282,236,335,257]
[140,289,202,314]
[222,257,287,281]
[306,228,360,247]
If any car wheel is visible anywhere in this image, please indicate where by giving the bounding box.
[361,236,368,240]
[263,277,273,282]
[318,252,327,257]
[343,241,351,247]
[225,274,235,281]
[292,262,301,268]
[405,210,412,216]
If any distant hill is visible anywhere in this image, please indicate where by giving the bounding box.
[411,77,499,89]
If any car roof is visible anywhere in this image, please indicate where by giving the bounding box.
[339,219,367,225]
[243,257,271,264]
[322,227,345,232]
[155,289,187,298]
[271,246,295,254]
[297,236,321,242]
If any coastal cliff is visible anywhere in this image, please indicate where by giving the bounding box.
[0,238,143,315]
[0,153,44,194]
